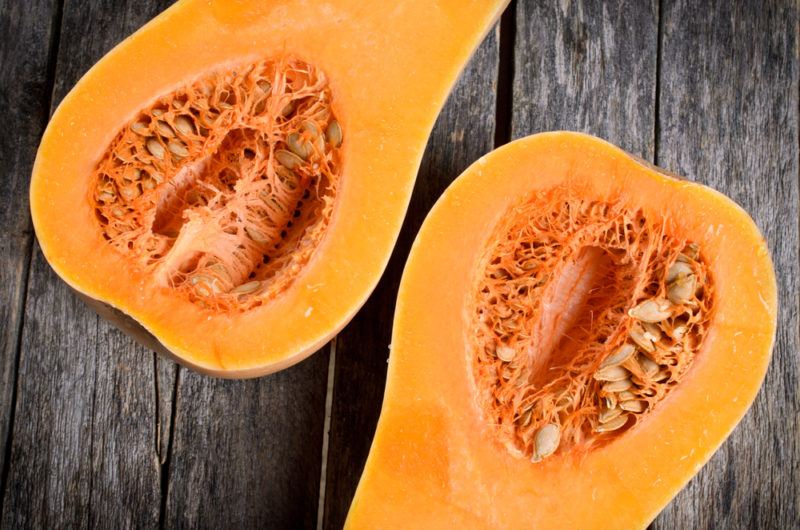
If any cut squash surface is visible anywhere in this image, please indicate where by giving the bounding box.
[30,0,509,376]
[347,132,777,528]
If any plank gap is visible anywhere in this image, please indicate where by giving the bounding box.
[653,0,664,165]
[493,0,516,147]
[316,338,337,530]
[86,316,103,525]
[158,366,180,530]
[152,354,161,460]
[0,238,34,519]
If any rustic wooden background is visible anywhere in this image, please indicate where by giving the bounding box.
[1,0,797,528]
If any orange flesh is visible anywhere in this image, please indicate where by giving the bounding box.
[31,0,510,376]
[92,58,341,311]
[347,132,777,529]
[470,191,713,460]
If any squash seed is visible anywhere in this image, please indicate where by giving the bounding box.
[599,407,622,424]
[275,149,304,170]
[619,400,646,413]
[287,132,311,160]
[629,323,655,352]
[638,354,659,377]
[677,243,699,261]
[97,189,116,201]
[245,226,269,244]
[257,80,271,92]
[207,262,232,284]
[628,298,672,322]
[652,370,670,382]
[594,414,628,433]
[532,423,560,461]
[281,100,296,117]
[496,345,515,362]
[326,120,342,147]
[602,378,632,393]
[600,343,635,368]
[667,260,693,282]
[302,119,321,138]
[303,120,325,153]
[145,138,165,159]
[120,186,140,200]
[594,365,630,382]
[671,324,688,340]
[168,140,189,158]
[131,121,148,135]
[643,322,662,342]
[174,115,195,135]
[231,281,261,295]
[617,390,636,402]
[667,274,697,305]
[190,274,212,286]
[156,120,175,138]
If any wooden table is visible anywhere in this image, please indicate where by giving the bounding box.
[1,1,797,528]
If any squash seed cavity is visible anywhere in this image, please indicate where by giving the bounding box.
[468,190,714,462]
[90,58,343,311]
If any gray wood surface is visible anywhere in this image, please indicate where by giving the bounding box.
[511,0,659,157]
[1,1,174,527]
[652,1,799,528]
[163,357,329,529]
[0,0,796,528]
[0,0,61,515]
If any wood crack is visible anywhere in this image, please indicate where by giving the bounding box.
[493,0,516,148]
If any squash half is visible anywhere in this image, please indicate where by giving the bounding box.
[30,0,509,377]
[347,132,777,528]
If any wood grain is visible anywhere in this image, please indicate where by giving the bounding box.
[652,1,799,528]
[0,0,797,527]
[511,0,658,157]
[1,1,175,527]
[321,27,500,530]
[0,0,61,512]
[163,354,329,529]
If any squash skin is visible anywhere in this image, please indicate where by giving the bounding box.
[347,132,777,528]
[29,0,509,377]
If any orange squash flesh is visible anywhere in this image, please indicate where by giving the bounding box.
[30,0,509,377]
[347,132,777,528]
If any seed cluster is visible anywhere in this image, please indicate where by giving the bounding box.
[469,190,713,462]
[91,58,343,310]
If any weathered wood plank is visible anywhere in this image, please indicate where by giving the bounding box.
[321,28,501,530]
[163,351,330,529]
[511,0,658,157]
[0,0,61,512]
[652,1,799,528]
[1,1,176,527]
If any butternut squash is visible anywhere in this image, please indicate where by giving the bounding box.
[30,0,509,377]
[348,132,777,528]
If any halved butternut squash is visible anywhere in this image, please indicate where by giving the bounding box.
[347,132,777,528]
[30,0,509,377]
